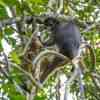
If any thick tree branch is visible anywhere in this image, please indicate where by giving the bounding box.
[0,15,44,29]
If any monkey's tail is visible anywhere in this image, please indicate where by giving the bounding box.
[81,42,96,72]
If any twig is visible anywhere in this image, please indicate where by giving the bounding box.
[57,0,64,14]
[47,0,56,13]
[21,24,40,56]
[9,62,43,89]
[65,66,79,86]
[82,21,100,33]
[78,67,85,100]
[27,86,36,100]
[1,53,25,95]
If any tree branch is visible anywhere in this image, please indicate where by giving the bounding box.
[9,62,43,89]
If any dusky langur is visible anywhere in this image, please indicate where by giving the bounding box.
[44,17,81,59]
[43,17,96,71]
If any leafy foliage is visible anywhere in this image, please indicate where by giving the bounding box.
[0,0,100,100]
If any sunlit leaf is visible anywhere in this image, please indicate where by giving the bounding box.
[4,27,14,35]
[0,5,8,19]
[10,51,21,64]
[1,0,19,6]
[0,39,3,51]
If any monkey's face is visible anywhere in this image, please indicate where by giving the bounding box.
[44,17,59,28]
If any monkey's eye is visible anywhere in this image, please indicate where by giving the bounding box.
[44,17,57,26]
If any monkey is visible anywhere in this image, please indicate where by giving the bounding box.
[43,17,96,73]
[44,17,81,60]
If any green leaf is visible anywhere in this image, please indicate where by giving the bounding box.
[4,27,14,35]
[34,96,46,100]
[21,1,33,14]
[2,83,25,100]
[0,32,3,51]
[10,94,25,100]
[1,0,19,6]
[0,39,3,51]
[4,36,16,48]
[0,31,3,39]
[10,51,21,64]
[0,5,8,19]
